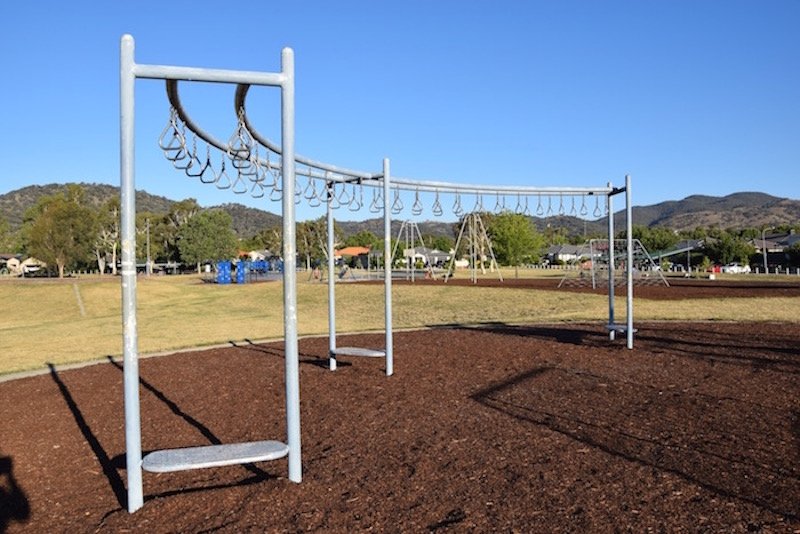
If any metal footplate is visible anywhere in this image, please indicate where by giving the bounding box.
[606,323,638,334]
[331,347,386,358]
[141,440,289,473]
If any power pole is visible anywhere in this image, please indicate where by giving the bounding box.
[146,218,152,276]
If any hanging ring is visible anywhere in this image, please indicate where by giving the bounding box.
[432,190,443,217]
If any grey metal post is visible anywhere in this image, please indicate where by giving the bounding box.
[327,183,336,370]
[383,158,394,376]
[607,185,615,340]
[280,47,302,483]
[120,34,143,513]
[625,174,634,349]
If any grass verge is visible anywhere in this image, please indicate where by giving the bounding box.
[1,274,798,376]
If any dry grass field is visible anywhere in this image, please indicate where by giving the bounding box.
[1,271,799,376]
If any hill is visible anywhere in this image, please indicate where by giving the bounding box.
[616,192,800,231]
[0,183,281,238]
[0,183,175,229]
[1,183,798,240]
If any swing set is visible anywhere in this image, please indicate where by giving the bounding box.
[119,34,635,512]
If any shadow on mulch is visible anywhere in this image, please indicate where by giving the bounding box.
[226,339,337,369]
[46,359,282,516]
[437,322,604,346]
[4,321,798,532]
[469,326,800,519]
[46,363,128,509]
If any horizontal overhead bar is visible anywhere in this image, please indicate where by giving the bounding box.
[135,64,286,86]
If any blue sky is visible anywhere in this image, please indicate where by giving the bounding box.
[1,1,797,222]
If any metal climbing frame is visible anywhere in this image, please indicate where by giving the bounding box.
[120,33,635,513]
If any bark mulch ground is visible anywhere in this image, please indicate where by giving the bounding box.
[1,318,798,532]
[390,275,800,300]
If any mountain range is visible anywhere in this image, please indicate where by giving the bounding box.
[1,183,798,239]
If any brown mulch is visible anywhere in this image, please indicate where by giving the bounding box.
[1,319,799,532]
[388,275,800,300]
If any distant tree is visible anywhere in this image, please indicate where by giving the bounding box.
[94,197,120,275]
[177,209,237,272]
[699,256,712,274]
[343,230,379,248]
[424,234,454,252]
[0,214,18,252]
[243,225,283,255]
[135,212,168,267]
[23,185,97,278]
[704,231,756,265]
[623,225,679,254]
[161,198,201,262]
[544,224,569,246]
[678,227,708,241]
[487,212,545,278]
[785,242,800,268]
[297,217,334,270]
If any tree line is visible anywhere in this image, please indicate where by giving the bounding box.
[2,184,798,278]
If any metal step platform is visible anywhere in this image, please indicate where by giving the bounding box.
[606,323,638,334]
[331,347,386,358]
[141,440,289,473]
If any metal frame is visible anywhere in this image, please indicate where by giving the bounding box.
[119,34,300,513]
[326,165,394,376]
[120,33,636,513]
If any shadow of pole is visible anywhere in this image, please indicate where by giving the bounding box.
[46,363,127,509]
[471,365,800,520]
[103,357,271,481]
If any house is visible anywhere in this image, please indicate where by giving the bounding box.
[546,244,593,264]
[750,231,799,268]
[402,247,451,267]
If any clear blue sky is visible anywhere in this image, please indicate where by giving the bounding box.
[1,1,797,222]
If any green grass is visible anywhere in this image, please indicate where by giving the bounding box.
[1,273,798,376]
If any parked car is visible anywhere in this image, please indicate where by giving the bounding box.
[722,262,751,274]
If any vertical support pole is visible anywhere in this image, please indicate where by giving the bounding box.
[606,185,615,340]
[280,47,302,483]
[119,34,143,513]
[383,158,394,376]
[327,183,336,370]
[625,174,634,349]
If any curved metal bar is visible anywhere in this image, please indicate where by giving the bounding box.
[169,80,615,196]
[235,85,377,181]
[166,80,231,155]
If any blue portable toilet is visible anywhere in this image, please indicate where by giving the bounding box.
[236,260,246,284]
[216,260,232,284]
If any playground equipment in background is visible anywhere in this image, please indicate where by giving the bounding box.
[558,239,669,289]
[445,212,502,284]
[212,260,281,284]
